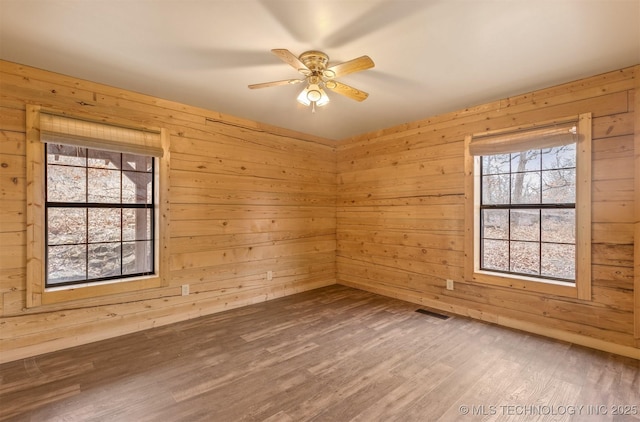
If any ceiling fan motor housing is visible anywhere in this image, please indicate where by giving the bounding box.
[299,51,330,75]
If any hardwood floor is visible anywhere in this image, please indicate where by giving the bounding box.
[1,285,638,421]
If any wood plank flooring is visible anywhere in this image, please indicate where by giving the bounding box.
[1,285,638,421]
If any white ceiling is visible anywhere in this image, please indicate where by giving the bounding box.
[1,0,639,140]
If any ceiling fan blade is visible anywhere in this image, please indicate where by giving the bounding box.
[248,79,304,89]
[325,81,369,102]
[325,56,374,79]
[271,49,311,75]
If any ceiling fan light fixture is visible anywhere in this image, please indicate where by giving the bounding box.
[307,84,323,102]
[297,86,312,106]
[316,88,330,106]
[297,84,330,107]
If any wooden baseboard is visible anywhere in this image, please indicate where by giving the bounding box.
[338,280,640,360]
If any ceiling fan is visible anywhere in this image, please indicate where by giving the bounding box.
[248,49,374,111]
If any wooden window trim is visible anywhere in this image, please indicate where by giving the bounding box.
[464,113,592,300]
[26,105,170,307]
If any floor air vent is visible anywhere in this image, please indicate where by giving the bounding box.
[415,309,450,320]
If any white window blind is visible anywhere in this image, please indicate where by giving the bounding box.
[39,112,163,157]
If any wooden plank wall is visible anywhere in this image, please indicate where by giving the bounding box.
[1,60,638,362]
[336,66,640,357]
[0,61,337,363]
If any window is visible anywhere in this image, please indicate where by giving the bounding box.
[464,114,591,299]
[26,106,169,307]
[480,143,576,281]
[45,144,155,287]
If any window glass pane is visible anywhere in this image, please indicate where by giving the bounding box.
[88,169,121,203]
[542,169,575,203]
[88,243,121,279]
[88,208,121,243]
[542,144,576,170]
[123,241,152,274]
[511,172,540,204]
[47,244,86,284]
[482,239,509,271]
[48,208,86,245]
[47,144,86,166]
[47,165,86,202]
[46,143,156,286]
[510,241,539,275]
[477,133,579,283]
[481,154,510,175]
[511,150,540,172]
[482,174,510,205]
[123,154,153,172]
[122,172,152,204]
[123,209,151,241]
[541,209,575,243]
[510,209,540,241]
[542,243,575,280]
[482,209,508,239]
[88,149,121,170]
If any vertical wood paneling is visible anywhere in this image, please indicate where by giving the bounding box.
[0,61,336,363]
[337,65,639,355]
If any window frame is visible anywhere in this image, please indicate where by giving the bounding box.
[26,105,170,307]
[464,113,592,300]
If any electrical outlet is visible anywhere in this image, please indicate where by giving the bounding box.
[181,284,189,296]
[446,279,454,290]
[267,270,273,281]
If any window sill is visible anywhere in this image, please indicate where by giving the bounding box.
[468,270,579,299]
[40,275,163,305]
